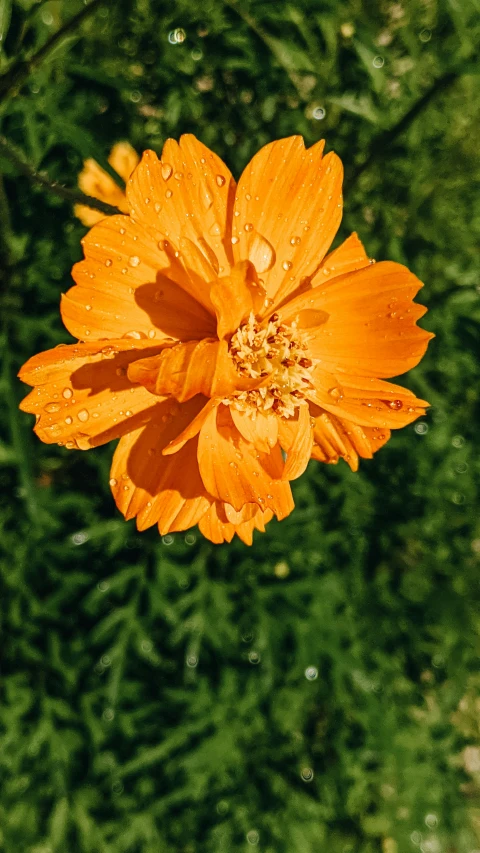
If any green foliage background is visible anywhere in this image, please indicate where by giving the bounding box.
[1,0,480,851]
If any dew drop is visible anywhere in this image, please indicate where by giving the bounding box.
[77,409,90,422]
[65,416,73,424]
[388,399,403,410]
[244,222,253,232]
[328,386,344,401]
[282,260,292,271]
[231,236,239,245]
[154,202,161,213]
[216,174,226,187]
[62,388,73,399]
[129,255,140,267]
[208,222,222,236]
[248,232,276,273]
[289,236,301,246]
[123,330,145,340]
[148,329,156,339]
[161,163,173,180]
[44,402,61,413]
[165,189,173,199]
[144,197,150,205]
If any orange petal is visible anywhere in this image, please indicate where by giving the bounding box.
[110,397,211,533]
[128,339,247,402]
[232,137,343,307]
[197,503,235,544]
[312,410,391,471]
[308,372,429,429]
[198,502,274,545]
[197,404,294,517]
[18,340,168,449]
[162,399,217,456]
[312,231,371,284]
[277,403,313,480]
[230,407,278,453]
[108,142,141,183]
[74,142,139,226]
[302,261,433,378]
[126,137,236,295]
[210,261,265,339]
[65,215,216,342]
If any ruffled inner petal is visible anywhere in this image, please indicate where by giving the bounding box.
[128,339,249,403]
[210,261,266,339]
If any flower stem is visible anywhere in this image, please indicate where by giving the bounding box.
[0,135,121,216]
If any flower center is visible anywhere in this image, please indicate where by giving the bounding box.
[228,312,315,418]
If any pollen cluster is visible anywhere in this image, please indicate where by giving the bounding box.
[228,312,315,418]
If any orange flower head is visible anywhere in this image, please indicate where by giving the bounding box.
[74,141,139,226]
[19,135,433,545]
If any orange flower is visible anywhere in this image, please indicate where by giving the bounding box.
[19,135,433,545]
[74,142,139,226]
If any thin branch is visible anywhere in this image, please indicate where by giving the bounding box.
[0,0,105,102]
[0,135,121,216]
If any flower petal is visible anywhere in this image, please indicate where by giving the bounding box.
[197,404,294,517]
[74,142,139,226]
[18,340,167,449]
[197,502,274,545]
[65,215,216,342]
[312,410,391,471]
[232,137,343,306]
[308,371,429,429]
[312,231,371,284]
[230,407,278,454]
[128,339,247,403]
[210,261,265,339]
[277,403,313,480]
[303,261,433,378]
[126,137,235,292]
[110,397,211,533]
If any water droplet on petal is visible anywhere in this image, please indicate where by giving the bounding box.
[282,260,292,271]
[129,255,140,267]
[289,236,301,246]
[216,174,226,187]
[44,402,61,413]
[165,189,173,199]
[62,388,73,399]
[231,236,239,245]
[328,386,344,402]
[78,409,90,422]
[123,330,146,340]
[248,232,276,273]
[208,222,222,237]
[161,163,173,180]
[65,416,73,424]
[244,222,253,232]
[388,399,403,410]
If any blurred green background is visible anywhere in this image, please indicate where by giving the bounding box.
[1,0,480,851]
